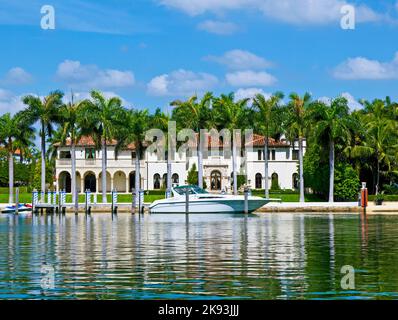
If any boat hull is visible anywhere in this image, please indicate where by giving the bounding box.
[149,199,269,214]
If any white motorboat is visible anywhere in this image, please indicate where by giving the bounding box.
[149,185,276,214]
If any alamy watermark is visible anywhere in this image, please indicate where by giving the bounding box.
[41,5,55,30]
[40,263,55,290]
[340,5,356,30]
[340,265,355,290]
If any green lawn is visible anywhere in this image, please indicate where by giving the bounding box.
[0,191,322,204]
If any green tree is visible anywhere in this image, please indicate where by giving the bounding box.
[58,98,87,211]
[22,91,64,199]
[213,93,250,195]
[307,97,353,202]
[171,93,213,190]
[0,112,34,203]
[253,92,284,198]
[80,90,125,203]
[350,100,398,194]
[119,109,150,206]
[285,93,312,202]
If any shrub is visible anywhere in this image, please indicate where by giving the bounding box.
[334,163,360,201]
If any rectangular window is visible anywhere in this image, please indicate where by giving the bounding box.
[85,148,95,159]
[59,151,71,159]
[267,150,270,161]
[258,150,262,161]
[292,150,299,161]
[272,150,276,161]
[131,151,136,159]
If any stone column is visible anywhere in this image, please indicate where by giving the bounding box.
[81,176,85,193]
[126,176,130,193]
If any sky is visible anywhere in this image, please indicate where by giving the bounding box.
[0,0,398,115]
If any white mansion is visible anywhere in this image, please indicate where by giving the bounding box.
[55,135,305,194]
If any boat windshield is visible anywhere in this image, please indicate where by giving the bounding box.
[174,186,209,195]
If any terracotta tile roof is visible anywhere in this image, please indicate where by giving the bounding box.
[54,136,136,150]
[0,147,22,155]
[247,134,290,147]
[184,133,289,148]
[55,134,289,150]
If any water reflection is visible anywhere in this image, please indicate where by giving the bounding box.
[0,213,398,300]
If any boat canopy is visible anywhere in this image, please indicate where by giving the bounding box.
[173,185,209,195]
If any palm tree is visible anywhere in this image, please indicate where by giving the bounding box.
[150,108,173,193]
[120,109,150,207]
[253,92,284,198]
[350,100,398,194]
[59,97,87,211]
[80,90,124,203]
[285,93,312,203]
[213,93,250,195]
[0,112,34,203]
[307,97,352,202]
[171,92,213,189]
[22,91,64,199]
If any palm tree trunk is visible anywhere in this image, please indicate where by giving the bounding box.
[167,158,172,191]
[329,139,335,203]
[41,121,46,200]
[8,151,14,204]
[101,139,107,203]
[232,140,238,195]
[71,142,78,211]
[299,137,305,203]
[264,136,269,199]
[376,159,380,195]
[198,140,203,188]
[135,150,140,206]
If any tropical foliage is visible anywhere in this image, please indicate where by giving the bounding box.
[1,88,397,204]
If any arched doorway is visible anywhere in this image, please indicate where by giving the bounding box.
[271,173,279,190]
[172,173,179,186]
[255,173,262,189]
[162,173,167,189]
[292,173,299,190]
[153,174,161,190]
[211,171,222,191]
[114,171,127,192]
[84,172,96,192]
[59,171,71,193]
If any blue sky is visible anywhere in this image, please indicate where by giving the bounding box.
[0,0,398,114]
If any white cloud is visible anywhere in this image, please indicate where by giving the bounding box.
[333,52,398,80]
[159,0,382,25]
[56,60,135,89]
[0,89,26,114]
[63,91,131,107]
[317,92,362,110]
[205,49,271,70]
[341,92,362,110]
[197,20,239,35]
[234,88,271,101]
[147,69,219,97]
[2,67,33,85]
[226,70,276,87]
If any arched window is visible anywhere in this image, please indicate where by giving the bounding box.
[154,174,161,190]
[271,173,279,190]
[255,173,262,189]
[292,173,299,190]
[172,173,179,186]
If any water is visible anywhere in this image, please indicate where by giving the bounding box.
[0,212,398,300]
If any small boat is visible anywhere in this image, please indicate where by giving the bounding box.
[149,185,276,214]
[1,204,33,214]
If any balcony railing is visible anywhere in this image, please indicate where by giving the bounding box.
[85,159,96,166]
[58,159,71,166]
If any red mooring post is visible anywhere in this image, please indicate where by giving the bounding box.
[361,182,368,209]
